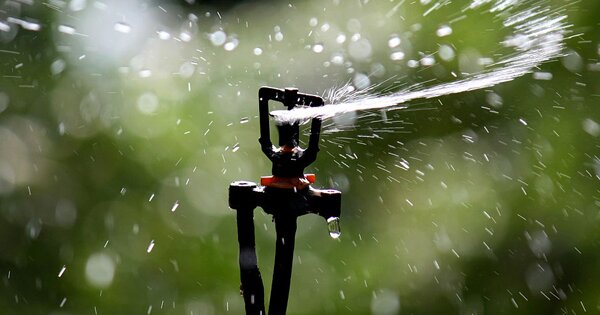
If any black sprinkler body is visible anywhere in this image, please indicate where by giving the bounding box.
[229,87,342,315]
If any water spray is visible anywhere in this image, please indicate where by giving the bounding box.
[229,87,342,315]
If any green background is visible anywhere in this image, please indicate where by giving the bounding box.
[1,0,600,314]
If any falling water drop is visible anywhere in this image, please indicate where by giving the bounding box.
[157,30,171,40]
[147,240,155,253]
[390,51,405,61]
[224,38,239,51]
[312,43,324,53]
[209,30,227,46]
[171,201,179,212]
[58,265,67,278]
[0,21,9,32]
[114,22,132,34]
[388,35,401,48]
[69,0,87,11]
[436,25,453,37]
[327,217,341,239]
[138,69,152,78]
[274,31,284,41]
[438,44,455,61]
[58,25,76,35]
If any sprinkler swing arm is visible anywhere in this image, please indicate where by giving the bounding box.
[229,87,342,315]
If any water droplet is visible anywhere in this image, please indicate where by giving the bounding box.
[69,0,87,11]
[179,62,195,78]
[16,19,41,31]
[26,219,42,239]
[85,252,115,288]
[55,199,77,227]
[371,63,386,77]
[438,44,455,61]
[137,92,159,114]
[58,25,76,35]
[486,92,503,108]
[58,122,66,135]
[390,51,405,61]
[171,201,179,212]
[346,19,361,33]
[209,30,226,46]
[436,25,452,37]
[0,92,9,114]
[312,43,324,53]
[180,31,192,42]
[331,53,344,65]
[420,56,435,66]
[239,117,249,124]
[353,73,370,90]
[58,265,67,277]
[274,31,283,41]
[327,217,341,239]
[147,240,155,253]
[370,289,401,315]
[525,262,554,292]
[138,69,152,78]
[0,21,10,32]
[224,38,239,51]
[562,49,583,72]
[388,35,401,48]
[51,58,66,75]
[336,33,346,44]
[348,38,372,61]
[533,72,553,80]
[114,22,132,34]
[583,118,600,137]
[157,30,171,40]
[309,17,318,27]
[407,60,419,68]
[253,47,263,55]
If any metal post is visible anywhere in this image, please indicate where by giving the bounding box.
[268,213,298,315]
[236,209,266,315]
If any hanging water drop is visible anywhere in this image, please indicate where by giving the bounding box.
[327,217,341,239]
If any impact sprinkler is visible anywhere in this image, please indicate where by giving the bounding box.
[229,87,342,315]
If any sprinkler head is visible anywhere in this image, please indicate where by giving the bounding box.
[258,86,324,183]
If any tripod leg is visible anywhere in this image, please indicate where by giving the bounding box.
[237,209,266,315]
[268,214,298,315]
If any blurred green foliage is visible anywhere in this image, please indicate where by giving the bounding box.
[1,0,600,314]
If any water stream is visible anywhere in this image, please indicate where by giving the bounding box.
[272,0,569,125]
